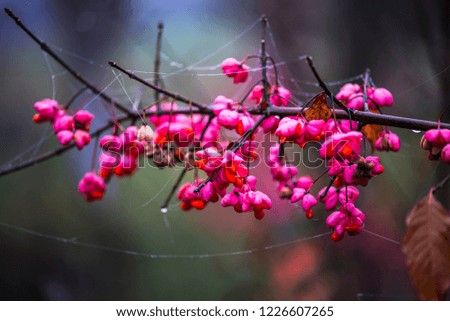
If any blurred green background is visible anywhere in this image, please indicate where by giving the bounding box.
[0,0,448,300]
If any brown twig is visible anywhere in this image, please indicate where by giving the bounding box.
[4,8,133,117]
[1,105,449,178]
[306,56,351,115]
[109,61,211,114]
[154,21,164,112]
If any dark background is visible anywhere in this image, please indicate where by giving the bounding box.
[0,0,448,300]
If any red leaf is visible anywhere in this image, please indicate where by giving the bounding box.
[402,190,450,300]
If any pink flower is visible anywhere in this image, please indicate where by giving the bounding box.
[305,120,325,141]
[195,147,223,173]
[441,144,450,163]
[213,95,233,116]
[154,122,194,148]
[327,158,346,176]
[296,176,313,190]
[346,93,364,111]
[261,116,280,134]
[56,130,74,145]
[221,58,249,84]
[336,83,361,101]
[290,188,317,218]
[78,172,106,201]
[236,114,255,135]
[320,131,363,162]
[323,119,357,134]
[178,180,218,210]
[318,186,338,210]
[423,129,450,148]
[33,98,60,123]
[218,151,249,186]
[271,163,298,183]
[370,88,393,107]
[217,109,240,129]
[199,118,221,144]
[113,154,138,176]
[291,188,306,203]
[319,185,360,210]
[73,110,94,131]
[221,192,240,207]
[98,151,120,178]
[248,85,264,104]
[100,135,122,152]
[343,156,384,186]
[302,193,318,212]
[53,115,74,133]
[148,101,179,127]
[242,190,272,220]
[274,117,305,144]
[326,203,365,241]
[338,186,359,204]
[74,130,91,150]
[270,86,291,106]
[421,129,450,160]
[375,131,401,152]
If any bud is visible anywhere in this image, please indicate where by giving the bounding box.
[137,125,154,142]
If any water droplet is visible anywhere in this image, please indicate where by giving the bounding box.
[160,207,168,213]
[412,130,422,134]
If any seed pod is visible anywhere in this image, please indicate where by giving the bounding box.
[279,185,293,199]
[137,125,154,142]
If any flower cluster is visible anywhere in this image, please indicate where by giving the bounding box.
[420,128,450,163]
[336,83,393,111]
[33,98,94,149]
[32,49,447,245]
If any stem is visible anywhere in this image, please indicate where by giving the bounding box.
[0,117,121,177]
[260,15,270,109]
[320,176,337,199]
[154,21,164,112]
[432,174,450,193]
[306,56,351,114]
[267,56,279,86]
[1,106,449,178]
[4,8,133,117]
[160,168,187,211]
[362,68,371,112]
[109,61,211,114]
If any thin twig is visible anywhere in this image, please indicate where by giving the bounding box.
[4,8,133,116]
[362,68,371,112]
[154,21,164,112]
[1,105,449,178]
[306,56,351,114]
[109,61,211,114]
[432,173,450,193]
[260,15,270,109]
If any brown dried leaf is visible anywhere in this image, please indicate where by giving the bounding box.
[361,123,382,148]
[305,93,331,121]
[402,190,450,300]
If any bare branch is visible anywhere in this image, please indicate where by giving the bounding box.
[4,8,134,117]
[109,61,212,114]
